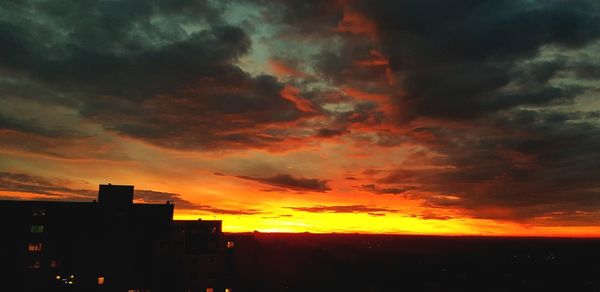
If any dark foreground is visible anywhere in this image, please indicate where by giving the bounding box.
[228,233,600,291]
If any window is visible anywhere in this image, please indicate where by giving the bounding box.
[206,288,214,292]
[50,260,58,268]
[30,225,44,233]
[98,276,105,285]
[32,208,46,216]
[225,289,232,292]
[28,243,43,252]
[28,260,40,269]
[226,241,234,249]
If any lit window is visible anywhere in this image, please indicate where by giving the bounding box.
[206,288,214,292]
[225,288,232,292]
[28,260,40,269]
[32,208,46,216]
[226,241,234,249]
[28,243,43,252]
[98,276,105,285]
[31,225,44,233]
[56,275,61,280]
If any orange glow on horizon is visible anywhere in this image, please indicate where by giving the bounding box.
[3,137,599,239]
[174,210,600,238]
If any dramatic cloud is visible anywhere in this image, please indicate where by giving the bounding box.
[0,171,260,215]
[237,174,331,193]
[418,213,453,221]
[352,0,600,120]
[1,0,600,233]
[379,110,600,223]
[361,184,415,195]
[0,172,95,199]
[135,189,261,214]
[289,205,398,217]
[134,189,196,208]
[0,0,308,151]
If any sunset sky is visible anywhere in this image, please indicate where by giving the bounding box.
[1,0,600,236]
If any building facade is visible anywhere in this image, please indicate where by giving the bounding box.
[0,184,237,292]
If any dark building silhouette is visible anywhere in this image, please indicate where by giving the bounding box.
[155,220,228,291]
[0,184,238,292]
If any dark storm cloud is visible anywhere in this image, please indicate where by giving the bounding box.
[381,110,600,224]
[7,26,249,97]
[271,0,600,225]
[268,0,600,120]
[315,128,346,138]
[94,74,303,150]
[572,62,600,79]
[0,0,235,96]
[2,0,600,229]
[250,0,343,36]
[351,0,600,120]
[0,0,306,151]
[194,206,262,215]
[360,184,415,195]
[134,189,196,208]
[0,113,81,138]
[135,189,261,214]
[0,171,258,214]
[313,37,389,86]
[329,101,385,130]
[289,204,397,216]
[0,172,96,199]
[418,213,453,221]
[237,174,331,192]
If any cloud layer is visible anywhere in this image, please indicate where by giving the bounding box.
[1,0,600,232]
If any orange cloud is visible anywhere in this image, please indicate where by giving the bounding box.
[336,8,376,36]
[269,59,306,78]
[280,85,318,113]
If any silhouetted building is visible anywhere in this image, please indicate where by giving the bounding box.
[222,233,260,290]
[0,184,235,292]
[155,220,228,291]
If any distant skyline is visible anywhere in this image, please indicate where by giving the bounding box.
[1,0,600,236]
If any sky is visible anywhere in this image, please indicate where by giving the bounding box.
[1,0,600,236]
